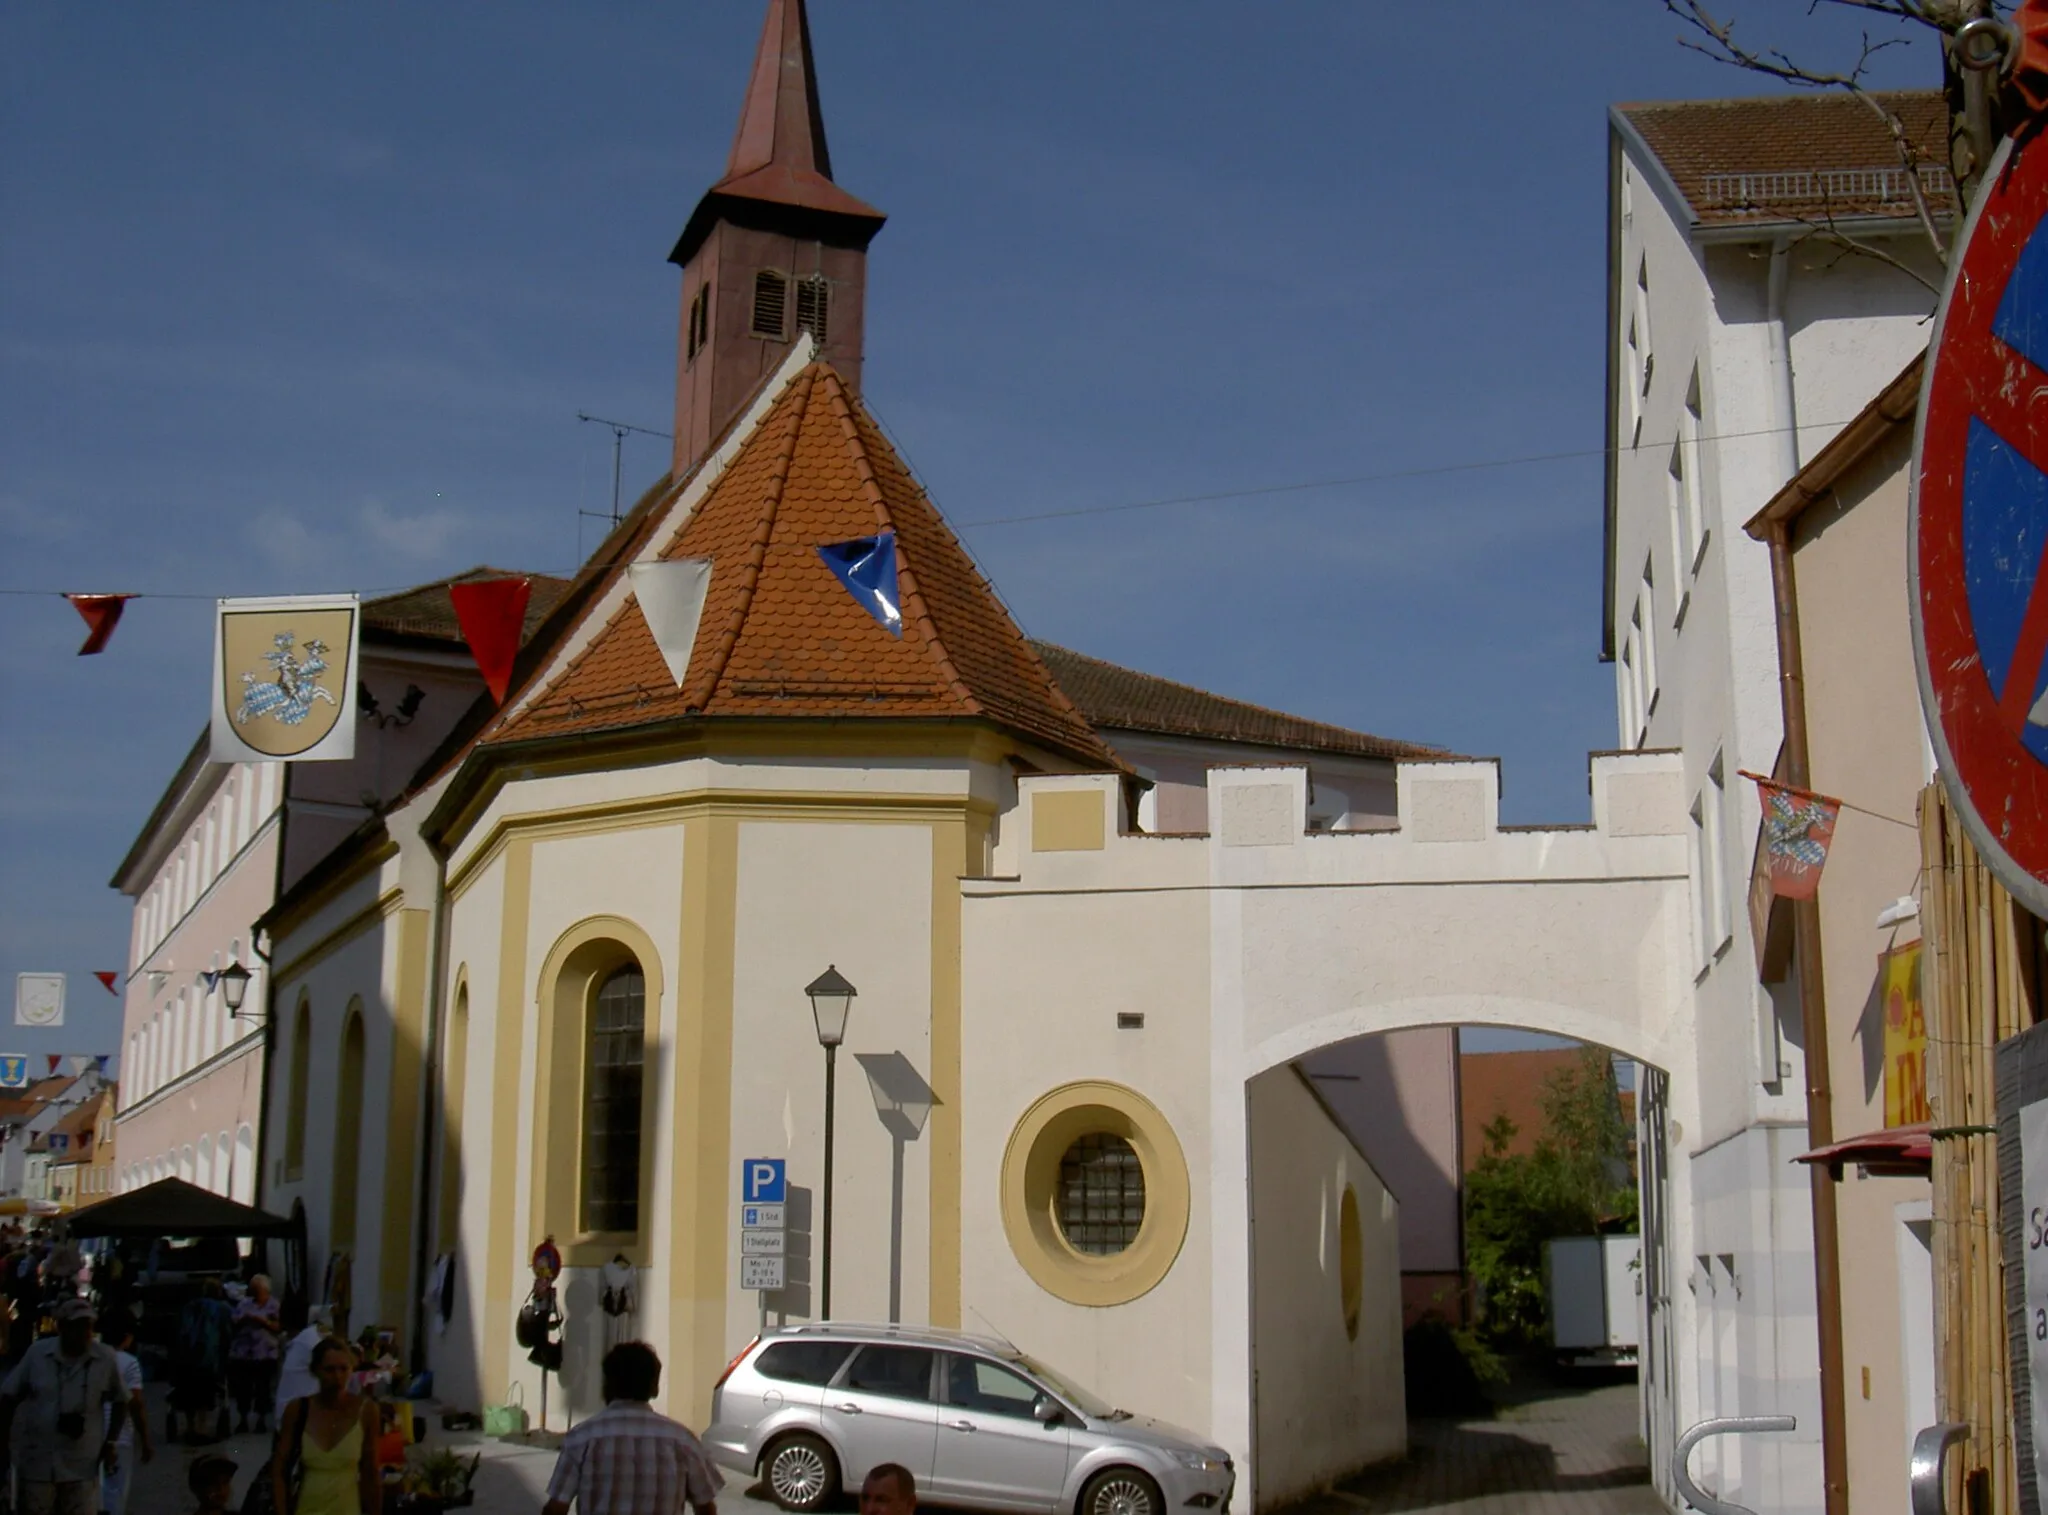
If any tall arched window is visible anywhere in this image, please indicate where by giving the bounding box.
[582,967,646,1235]
[437,984,470,1246]
[196,1135,213,1193]
[233,1124,255,1205]
[331,1006,366,1256]
[284,994,311,1179]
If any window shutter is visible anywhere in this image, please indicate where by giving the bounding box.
[751,270,789,338]
[796,276,830,342]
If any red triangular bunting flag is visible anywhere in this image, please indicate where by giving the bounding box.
[448,578,531,704]
[46,1055,61,1076]
[93,972,119,995]
[65,594,134,655]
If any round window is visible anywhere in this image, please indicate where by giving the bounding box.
[1057,1133,1147,1255]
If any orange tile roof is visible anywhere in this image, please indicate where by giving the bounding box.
[1616,91,1958,227]
[487,362,1116,769]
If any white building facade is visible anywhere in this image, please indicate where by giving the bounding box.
[1604,91,1953,1515]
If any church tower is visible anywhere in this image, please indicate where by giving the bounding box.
[669,0,885,477]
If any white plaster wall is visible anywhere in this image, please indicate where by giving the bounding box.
[959,883,1215,1438]
[265,918,394,1313]
[728,819,934,1347]
[1247,1067,1404,1508]
[517,820,686,1420]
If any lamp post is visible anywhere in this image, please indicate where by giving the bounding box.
[806,966,856,1320]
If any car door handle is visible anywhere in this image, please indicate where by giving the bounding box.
[948,1419,976,1432]
[836,1403,863,1414]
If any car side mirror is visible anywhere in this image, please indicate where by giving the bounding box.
[1033,1396,1063,1426]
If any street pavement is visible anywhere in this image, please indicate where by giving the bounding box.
[125,1377,1658,1514]
[1285,1378,1662,1515]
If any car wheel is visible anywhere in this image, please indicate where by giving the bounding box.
[1082,1468,1164,1515]
[765,1433,841,1513]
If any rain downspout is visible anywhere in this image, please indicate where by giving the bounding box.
[1768,236,1800,477]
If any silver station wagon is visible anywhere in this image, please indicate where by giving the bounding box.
[705,1324,1235,1515]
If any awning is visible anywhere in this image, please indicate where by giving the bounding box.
[1794,1122,1932,1178]
[61,1178,296,1239]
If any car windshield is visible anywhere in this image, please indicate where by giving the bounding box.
[1015,1354,1125,1420]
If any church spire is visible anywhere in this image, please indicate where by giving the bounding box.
[725,0,833,184]
[668,0,885,477]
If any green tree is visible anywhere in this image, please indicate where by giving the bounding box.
[1462,1048,1637,1344]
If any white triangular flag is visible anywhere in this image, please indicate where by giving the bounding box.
[68,1056,91,1076]
[629,558,714,689]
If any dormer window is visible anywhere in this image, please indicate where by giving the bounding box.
[796,275,830,342]
[751,270,789,338]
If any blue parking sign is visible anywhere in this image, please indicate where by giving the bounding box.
[743,1158,786,1204]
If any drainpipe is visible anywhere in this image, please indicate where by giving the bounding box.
[408,840,453,1374]
[1767,237,1800,478]
[1765,519,1848,1515]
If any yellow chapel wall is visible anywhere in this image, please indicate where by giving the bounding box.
[435,747,1010,1426]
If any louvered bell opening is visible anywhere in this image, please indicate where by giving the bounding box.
[795,276,830,343]
[751,270,789,339]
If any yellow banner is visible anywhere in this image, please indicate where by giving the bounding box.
[1882,941,1929,1127]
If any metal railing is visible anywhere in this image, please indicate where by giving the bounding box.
[1699,165,1956,210]
[1671,1416,1797,1515]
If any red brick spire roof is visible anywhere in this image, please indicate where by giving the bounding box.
[671,0,884,267]
[485,359,1116,769]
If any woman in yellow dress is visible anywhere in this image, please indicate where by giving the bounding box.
[271,1337,381,1514]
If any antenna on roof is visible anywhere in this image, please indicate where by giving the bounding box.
[575,412,674,527]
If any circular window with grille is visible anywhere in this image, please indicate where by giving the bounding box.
[1001,1081,1189,1307]
[1057,1133,1147,1255]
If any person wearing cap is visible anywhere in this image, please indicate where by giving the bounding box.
[0,1296,127,1515]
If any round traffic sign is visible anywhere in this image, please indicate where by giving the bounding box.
[1915,129,2048,920]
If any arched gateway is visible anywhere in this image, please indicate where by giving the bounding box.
[962,753,1696,1508]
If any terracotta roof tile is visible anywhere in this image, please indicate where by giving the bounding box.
[1032,642,1443,761]
[1617,91,1957,227]
[487,363,1116,768]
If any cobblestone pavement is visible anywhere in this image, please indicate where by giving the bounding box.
[1291,1379,1663,1515]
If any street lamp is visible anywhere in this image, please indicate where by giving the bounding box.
[219,961,253,1017]
[806,966,857,1320]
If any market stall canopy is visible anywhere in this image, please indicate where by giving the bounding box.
[1794,1122,1932,1180]
[0,1197,61,1218]
[62,1178,295,1238]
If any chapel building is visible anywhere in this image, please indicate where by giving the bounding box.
[251,8,1702,1506]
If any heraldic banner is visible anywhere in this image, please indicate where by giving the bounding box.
[1881,941,1929,1127]
[211,595,360,764]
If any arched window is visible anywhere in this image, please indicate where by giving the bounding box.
[437,984,470,1246]
[216,1130,231,1195]
[284,994,311,1179]
[332,1005,367,1256]
[196,1135,213,1193]
[582,967,646,1235]
[179,1145,194,1183]
[233,1125,255,1205]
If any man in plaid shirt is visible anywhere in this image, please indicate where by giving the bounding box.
[544,1342,723,1515]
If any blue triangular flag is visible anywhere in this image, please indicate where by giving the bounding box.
[199,971,221,993]
[816,531,903,637]
[93,1054,110,1077]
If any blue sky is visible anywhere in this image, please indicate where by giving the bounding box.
[0,3,1944,1065]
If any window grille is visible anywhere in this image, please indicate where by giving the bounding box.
[751,270,789,339]
[796,275,829,342]
[1057,1132,1146,1255]
[582,965,646,1234]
